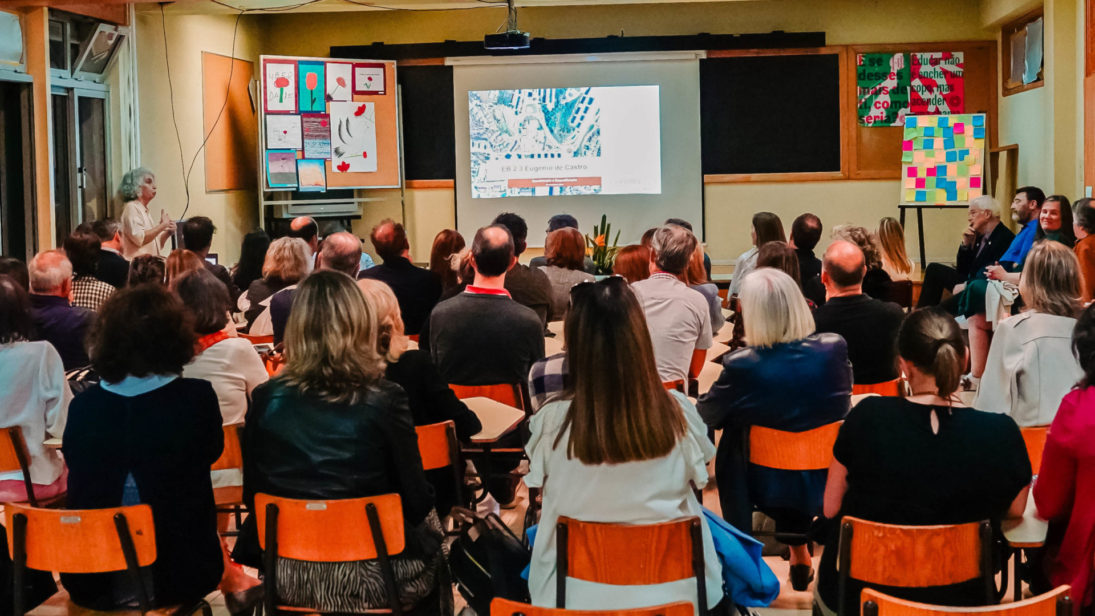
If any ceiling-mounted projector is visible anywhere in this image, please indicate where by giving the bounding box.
[484,0,529,50]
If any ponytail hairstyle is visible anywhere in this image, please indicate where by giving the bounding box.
[897,308,965,397]
[1072,303,1095,389]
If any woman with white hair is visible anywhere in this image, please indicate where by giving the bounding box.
[118,167,174,260]
[697,267,852,592]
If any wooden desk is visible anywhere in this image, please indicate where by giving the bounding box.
[1002,491,1048,601]
[544,335,564,357]
[696,361,723,396]
[44,438,62,450]
[546,320,564,337]
[464,397,525,444]
[706,341,730,363]
[715,319,734,343]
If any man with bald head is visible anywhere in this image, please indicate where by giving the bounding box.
[813,240,905,385]
[358,218,441,335]
[28,249,94,369]
[287,216,319,259]
[269,231,362,344]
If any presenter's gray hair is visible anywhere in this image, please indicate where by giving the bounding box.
[651,224,698,275]
[969,195,999,218]
[118,167,154,201]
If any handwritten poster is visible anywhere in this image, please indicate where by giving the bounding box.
[353,62,386,95]
[326,62,352,102]
[297,159,327,191]
[298,61,325,113]
[266,150,298,188]
[857,52,964,126]
[900,113,986,205]
[329,101,377,173]
[263,60,297,114]
[265,114,302,149]
[302,113,331,159]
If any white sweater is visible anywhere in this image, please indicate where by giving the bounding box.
[182,338,269,426]
[0,341,71,484]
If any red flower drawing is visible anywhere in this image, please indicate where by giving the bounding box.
[362,151,368,159]
[274,76,289,103]
[337,161,350,172]
[353,104,367,117]
[320,119,328,128]
[336,77,346,87]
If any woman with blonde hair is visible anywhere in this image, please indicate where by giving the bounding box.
[698,268,851,591]
[878,217,913,281]
[238,236,310,328]
[239,271,447,612]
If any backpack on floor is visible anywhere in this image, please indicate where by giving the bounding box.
[448,508,530,615]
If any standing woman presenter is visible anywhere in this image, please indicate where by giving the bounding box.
[119,167,175,260]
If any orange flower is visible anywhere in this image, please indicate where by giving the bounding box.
[595,234,605,247]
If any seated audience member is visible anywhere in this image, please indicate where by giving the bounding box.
[360,278,482,515]
[789,213,827,306]
[176,269,268,426]
[164,249,204,291]
[238,237,310,329]
[878,217,913,281]
[1034,195,1077,247]
[0,257,29,290]
[28,250,94,370]
[90,219,130,288]
[682,240,726,338]
[917,196,1015,311]
[127,254,166,286]
[64,231,115,312]
[612,244,651,283]
[230,229,270,295]
[756,242,810,303]
[832,225,892,301]
[633,225,712,385]
[1073,198,1095,302]
[526,276,722,611]
[358,219,441,336]
[813,241,905,385]
[286,215,319,265]
[976,241,1083,426]
[666,217,713,279]
[816,308,1031,615]
[728,212,785,298]
[1034,303,1095,615]
[269,230,360,344]
[540,227,594,321]
[182,216,239,301]
[0,275,71,502]
[529,213,596,274]
[640,227,657,248]
[62,284,224,608]
[493,212,553,327]
[240,271,446,612]
[698,268,850,590]
[429,229,466,295]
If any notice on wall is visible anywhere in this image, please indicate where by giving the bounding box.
[302,113,332,160]
[329,101,378,173]
[857,52,964,126]
[265,114,302,150]
[899,113,986,205]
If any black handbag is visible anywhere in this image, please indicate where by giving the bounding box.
[448,508,530,615]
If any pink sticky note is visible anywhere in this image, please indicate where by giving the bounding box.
[965,124,975,135]
[907,167,918,178]
[903,140,914,151]
[916,178,926,189]
[948,164,958,176]
[970,177,982,188]
[927,168,936,177]
[970,164,983,175]
[905,178,916,188]
[953,122,964,133]
[969,187,983,198]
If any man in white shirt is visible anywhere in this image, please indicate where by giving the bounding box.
[631,224,713,385]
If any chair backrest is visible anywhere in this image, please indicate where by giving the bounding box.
[749,422,842,471]
[491,598,694,616]
[254,493,405,561]
[861,586,1072,616]
[450,383,527,412]
[885,281,914,309]
[211,423,244,472]
[416,421,459,471]
[0,427,36,505]
[1020,426,1048,473]
[852,378,902,397]
[4,503,157,573]
[239,332,273,345]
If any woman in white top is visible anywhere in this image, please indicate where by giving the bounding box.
[540,227,595,321]
[0,275,70,502]
[976,241,1084,426]
[526,276,722,613]
[119,167,175,260]
[176,269,268,426]
[727,212,785,298]
[878,217,913,282]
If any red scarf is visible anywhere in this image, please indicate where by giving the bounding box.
[196,331,230,354]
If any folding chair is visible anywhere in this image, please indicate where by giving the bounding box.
[885,281,914,309]
[5,503,212,616]
[0,426,65,508]
[415,421,467,517]
[555,516,708,614]
[1019,426,1048,473]
[491,598,694,616]
[212,423,245,535]
[861,585,1072,616]
[852,378,903,397]
[238,332,273,345]
[255,493,406,615]
[836,516,995,616]
[450,382,530,413]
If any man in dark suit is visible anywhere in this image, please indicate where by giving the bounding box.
[492,212,552,328]
[28,250,94,370]
[789,212,826,306]
[358,219,441,335]
[916,195,1015,313]
[182,216,240,302]
[90,219,129,288]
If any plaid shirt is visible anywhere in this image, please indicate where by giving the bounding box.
[527,351,568,412]
[72,275,115,312]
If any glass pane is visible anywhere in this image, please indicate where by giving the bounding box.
[51,93,72,246]
[77,97,107,222]
[48,20,66,70]
[1009,29,1027,85]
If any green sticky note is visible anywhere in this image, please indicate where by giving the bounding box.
[957,164,970,177]
[902,151,913,163]
[925,177,936,190]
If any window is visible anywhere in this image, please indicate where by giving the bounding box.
[1002,7,1044,95]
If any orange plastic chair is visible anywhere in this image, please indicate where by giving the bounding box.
[852,378,903,397]
[255,493,406,615]
[837,516,995,616]
[861,585,1072,616]
[211,423,245,533]
[238,332,273,345]
[450,383,528,412]
[1020,426,1048,473]
[555,516,708,614]
[748,421,842,471]
[5,503,212,616]
[416,421,465,515]
[492,598,694,616]
[0,426,64,508]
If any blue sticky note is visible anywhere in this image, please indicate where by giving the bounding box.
[923,139,934,149]
[944,127,954,139]
[946,151,957,162]
[915,190,927,201]
[973,127,985,139]
[936,165,947,176]
[947,190,958,201]
[938,117,950,127]
[972,115,985,127]
[906,116,917,128]
[960,149,970,159]
[925,127,936,137]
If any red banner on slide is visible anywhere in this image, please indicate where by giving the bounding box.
[508,177,602,188]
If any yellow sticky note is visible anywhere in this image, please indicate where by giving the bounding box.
[958,189,969,201]
[974,139,985,149]
[969,187,983,199]
[905,190,917,202]
[936,189,947,202]
[905,178,917,188]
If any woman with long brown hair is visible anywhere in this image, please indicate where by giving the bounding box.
[428,229,465,294]
[526,276,721,611]
[727,211,785,297]
[541,227,595,321]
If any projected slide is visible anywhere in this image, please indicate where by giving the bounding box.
[468,86,661,198]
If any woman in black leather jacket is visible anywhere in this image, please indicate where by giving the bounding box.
[697,267,852,592]
[239,271,446,614]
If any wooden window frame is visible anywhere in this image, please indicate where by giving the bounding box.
[1001,6,1045,96]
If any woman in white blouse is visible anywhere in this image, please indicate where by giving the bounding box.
[118,167,175,260]
[727,212,785,298]
[0,275,70,502]
[526,276,722,613]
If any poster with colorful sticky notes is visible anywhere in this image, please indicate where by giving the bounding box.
[297,159,326,192]
[298,61,325,113]
[329,101,378,173]
[302,114,331,160]
[265,114,302,150]
[353,63,386,95]
[326,62,352,102]
[899,113,986,205]
[266,150,298,189]
[263,60,297,114]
